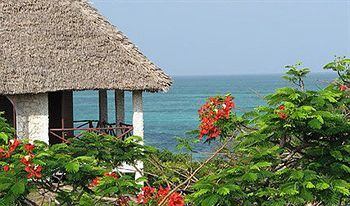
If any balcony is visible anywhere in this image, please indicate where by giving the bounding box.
[49,120,133,143]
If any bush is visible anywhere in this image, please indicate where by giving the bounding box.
[0,117,146,205]
[0,114,186,206]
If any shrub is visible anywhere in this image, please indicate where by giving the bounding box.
[0,116,146,205]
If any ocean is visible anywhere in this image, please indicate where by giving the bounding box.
[73,73,336,152]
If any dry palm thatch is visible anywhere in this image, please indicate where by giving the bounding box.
[0,0,172,95]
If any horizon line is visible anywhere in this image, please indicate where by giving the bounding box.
[170,71,336,77]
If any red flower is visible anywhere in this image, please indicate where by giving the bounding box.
[168,192,185,206]
[157,186,170,197]
[137,193,144,204]
[339,84,348,91]
[4,152,11,158]
[21,155,32,166]
[279,105,285,110]
[278,112,288,120]
[9,138,20,153]
[104,171,118,179]
[89,177,101,188]
[24,144,35,153]
[137,186,156,204]
[198,95,235,140]
[156,186,170,202]
[3,165,9,172]
[136,186,184,205]
[25,165,42,179]
[0,139,21,158]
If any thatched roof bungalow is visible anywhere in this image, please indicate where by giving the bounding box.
[0,0,172,157]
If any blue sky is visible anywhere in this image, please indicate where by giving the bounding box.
[90,0,350,76]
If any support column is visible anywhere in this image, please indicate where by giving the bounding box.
[115,90,125,124]
[132,91,144,140]
[15,94,49,144]
[99,90,108,124]
[132,91,144,180]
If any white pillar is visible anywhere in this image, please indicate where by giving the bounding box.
[115,90,125,124]
[99,90,108,124]
[132,91,144,180]
[132,91,144,139]
[15,94,49,144]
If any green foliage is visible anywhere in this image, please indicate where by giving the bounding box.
[324,56,350,84]
[282,62,310,90]
[1,57,350,205]
[0,114,147,205]
[189,58,350,205]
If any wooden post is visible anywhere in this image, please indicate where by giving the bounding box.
[99,90,108,125]
[115,90,125,124]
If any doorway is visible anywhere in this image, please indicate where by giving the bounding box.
[48,91,73,144]
[0,95,15,128]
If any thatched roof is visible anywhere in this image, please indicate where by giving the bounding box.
[0,0,172,95]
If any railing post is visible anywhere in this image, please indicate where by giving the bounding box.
[61,117,65,142]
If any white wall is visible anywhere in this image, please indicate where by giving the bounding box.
[14,94,49,144]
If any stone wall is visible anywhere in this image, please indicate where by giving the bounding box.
[14,94,49,143]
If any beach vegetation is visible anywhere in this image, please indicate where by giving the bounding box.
[0,58,349,205]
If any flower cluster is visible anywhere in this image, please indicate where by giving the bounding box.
[198,95,235,140]
[277,105,288,120]
[137,186,156,204]
[25,165,42,179]
[24,143,35,153]
[168,192,185,206]
[89,171,119,188]
[339,84,349,91]
[20,143,42,179]
[0,138,42,179]
[3,165,9,172]
[137,186,185,206]
[0,138,20,158]
[89,177,101,188]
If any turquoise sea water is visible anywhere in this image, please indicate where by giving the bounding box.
[74,73,336,151]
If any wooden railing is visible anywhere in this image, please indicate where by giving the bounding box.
[49,120,133,143]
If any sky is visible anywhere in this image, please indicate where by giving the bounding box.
[90,0,350,76]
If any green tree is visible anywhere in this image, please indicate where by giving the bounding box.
[188,58,350,205]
